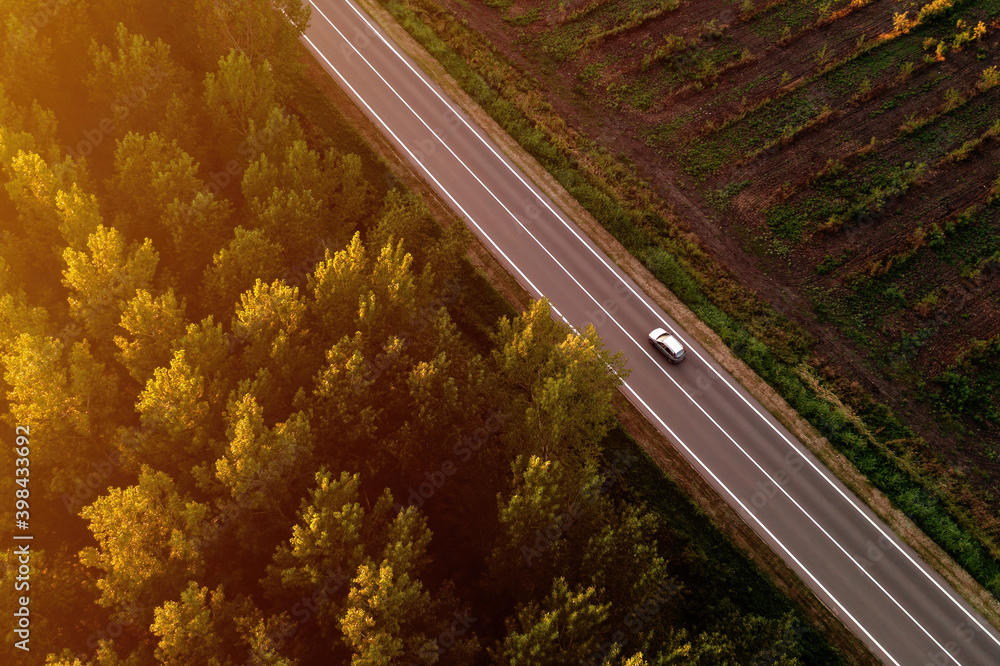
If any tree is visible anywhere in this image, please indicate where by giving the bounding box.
[230,279,313,419]
[1,334,120,498]
[263,469,368,611]
[86,23,187,138]
[339,560,432,665]
[491,299,627,464]
[4,150,64,246]
[487,456,595,600]
[45,639,146,666]
[193,0,310,91]
[263,469,469,662]
[306,233,485,475]
[337,504,446,665]
[56,184,105,252]
[0,85,61,165]
[131,349,216,476]
[62,224,158,341]
[2,148,95,294]
[493,578,610,665]
[203,50,277,149]
[202,227,285,316]
[209,394,314,546]
[0,2,60,107]
[80,467,208,623]
[159,190,235,279]
[0,256,51,355]
[152,582,224,666]
[242,140,365,259]
[368,189,465,289]
[105,132,231,274]
[114,288,186,385]
[170,316,236,413]
[309,233,368,343]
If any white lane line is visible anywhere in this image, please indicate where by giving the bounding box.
[299,27,898,665]
[617,384,900,666]
[327,0,1000,648]
[302,13,955,663]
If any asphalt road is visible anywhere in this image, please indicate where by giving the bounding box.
[301,1,1000,662]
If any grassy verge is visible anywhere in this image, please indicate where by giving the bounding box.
[365,0,1000,620]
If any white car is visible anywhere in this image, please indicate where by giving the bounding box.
[648,328,686,363]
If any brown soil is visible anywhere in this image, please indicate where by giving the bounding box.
[436,0,1000,511]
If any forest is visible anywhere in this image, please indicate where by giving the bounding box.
[0,0,841,664]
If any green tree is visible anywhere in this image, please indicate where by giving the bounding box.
[86,23,187,137]
[206,394,313,546]
[170,316,237,412]
[193,0,310,91]
[45,639,145,665]
[105,132,231,275]
[0,256,50,354]
[1,334,120,498]
[80,467,208,623]
[3,150,79,287]
[56,184,105,252]
[230,279,312,418]
[0,2,60,107]
[114,288,186,385]
[487,456,590,599]
[309,233,368,343]
[152,582,225,666]
[368,189,465,289]
[203,50,277,150]
[131,349,216,475]
[242,140,365,259]
[263,469,368,611]
[493,578,610,665]
[491,299,627,463]
[62,224,158,341]
[307,233,485,474]
[0,86,60,165]
[339,560,432,665]
[202,227,285,316]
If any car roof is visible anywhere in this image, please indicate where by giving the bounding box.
[651,328,685,354]
[663,333,684,354]
[662,335,685,354]
[649,328,684,355]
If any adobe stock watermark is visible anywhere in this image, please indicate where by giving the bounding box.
[520,449,639,566]
[61,600,143,664]
[409,610,477,665]
[61,418,155,515]
[349,279,465,394]
[743,447,807,515]
[6,0,72,54]
[923,619,979,665]
[245,566,351,666]
[394,409,507,514]
[749,619,805,666]
[65,65,168,161]
[580,577,681,665]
